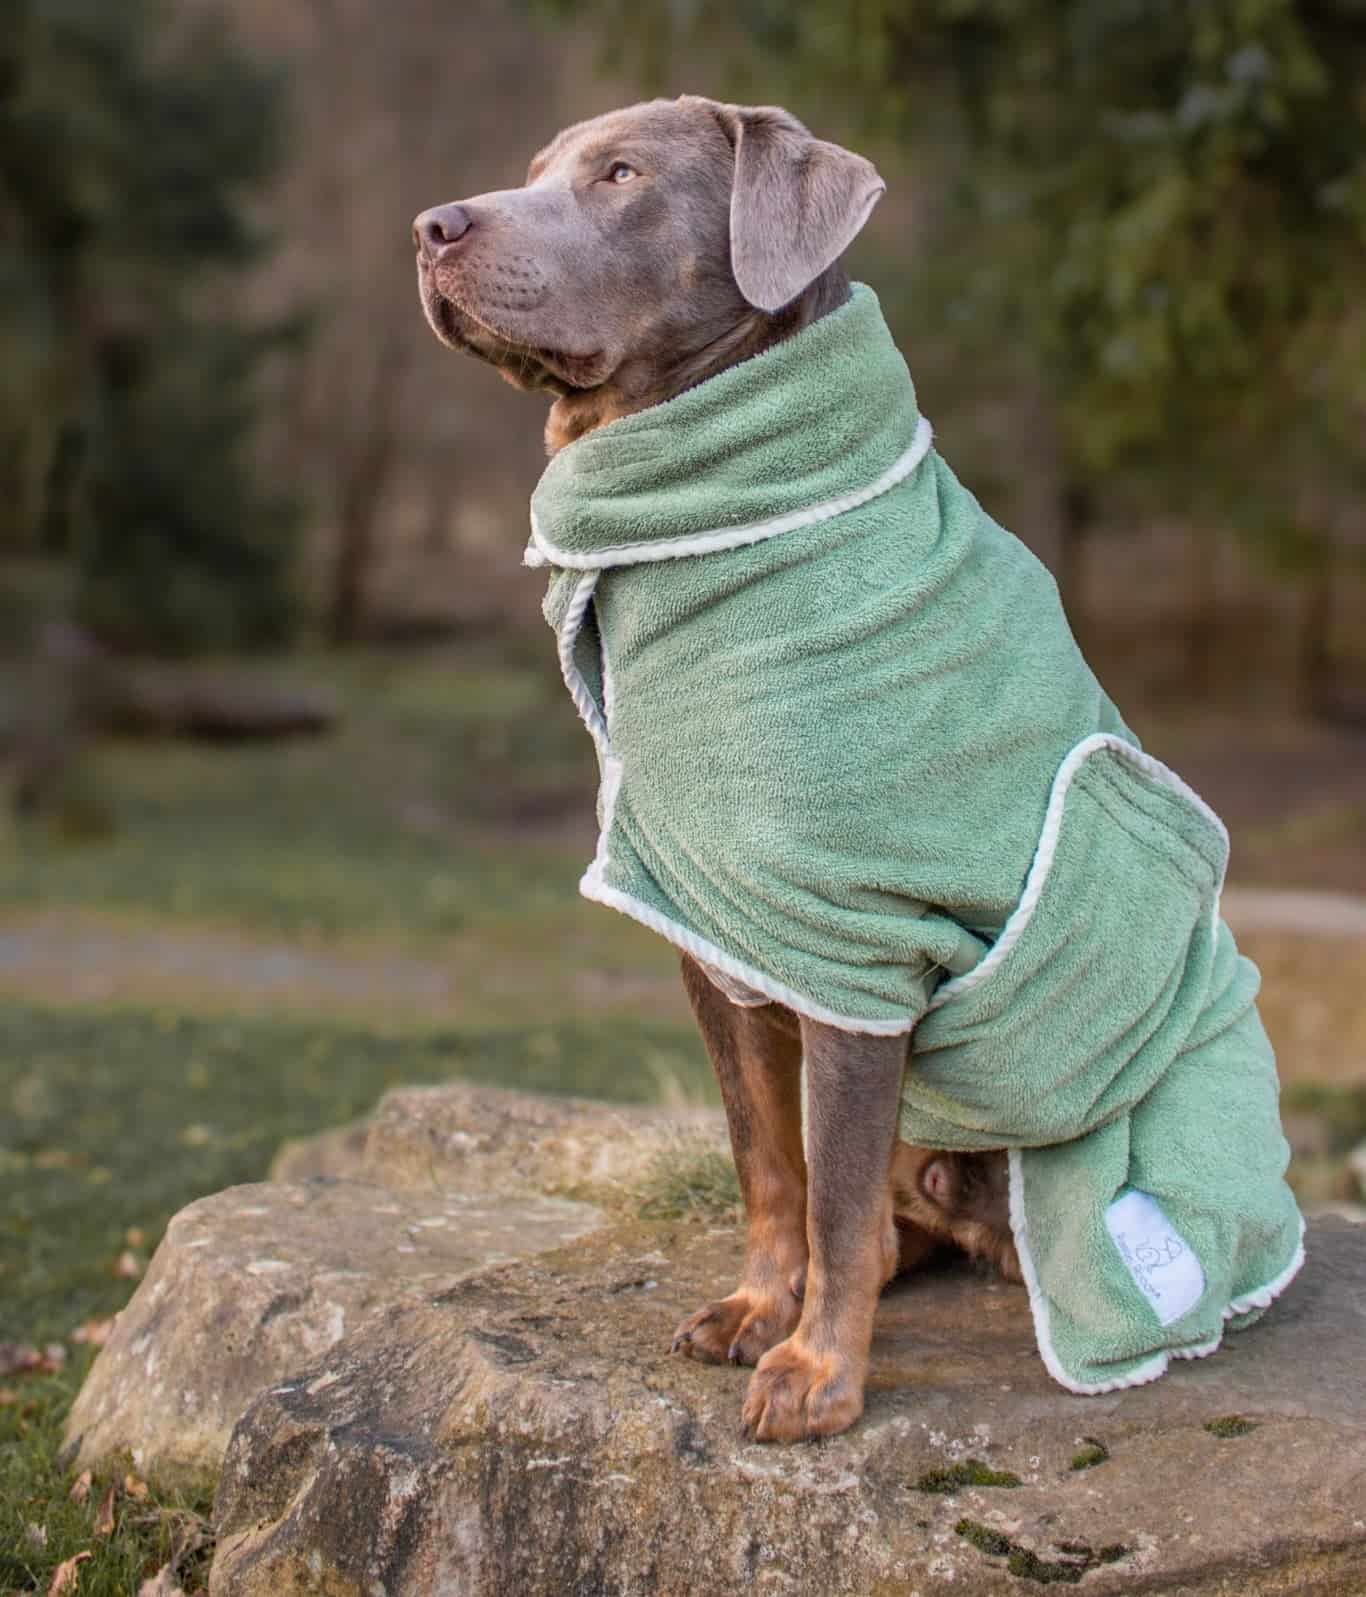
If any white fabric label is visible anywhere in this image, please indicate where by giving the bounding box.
[1105,1189,1205,1327]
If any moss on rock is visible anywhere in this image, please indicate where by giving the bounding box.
[954,1518,1012,1557]
[1069,1436,1110,1470]
[1204,1414,1259,1438]
[915,1457,1022,1493]
[953,1515,1135,1585]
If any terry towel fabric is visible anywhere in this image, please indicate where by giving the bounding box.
[526,283,1304,1394]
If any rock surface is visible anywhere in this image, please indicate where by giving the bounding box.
[62,1179,602,1489]
[60,1082,1366,1593]
[211,1217,1366,1597]
[66,1085,726,1489]
[271,1079,727,1199]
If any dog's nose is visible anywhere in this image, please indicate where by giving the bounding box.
[413,204,472,261]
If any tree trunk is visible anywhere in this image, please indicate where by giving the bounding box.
[1297,543,1336,722]
[329,334,410,645]
[421,450,456,556]
[1186,525,1220,705]
[1055,480,1092,646]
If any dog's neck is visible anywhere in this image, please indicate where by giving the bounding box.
[543,266,851,456]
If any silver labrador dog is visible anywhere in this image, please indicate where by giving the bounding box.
[413,96,1017,1445]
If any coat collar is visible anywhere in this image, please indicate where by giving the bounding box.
[525,284,928,571]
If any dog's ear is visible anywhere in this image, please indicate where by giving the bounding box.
[712,104,885,313]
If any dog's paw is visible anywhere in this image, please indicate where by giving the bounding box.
[740,1336,864,1443]
[670,1288,800,1367]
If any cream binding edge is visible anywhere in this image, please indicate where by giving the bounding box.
[526,416,933,570]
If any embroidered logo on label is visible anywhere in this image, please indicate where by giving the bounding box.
[1104,1189,1205,1327]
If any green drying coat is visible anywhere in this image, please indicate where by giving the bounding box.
[527,284,1303,1394]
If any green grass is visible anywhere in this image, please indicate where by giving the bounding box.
[0,999,709,1594]
[1280,1083,1366,1152]
[1,644,692,1037]
[634,1136,742,1221]
[1,646,598,943]
[0,639,715,1594]
[0,1000,708,1342]
[2,1377,214,1597]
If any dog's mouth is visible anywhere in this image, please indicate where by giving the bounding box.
[419,270,600,396]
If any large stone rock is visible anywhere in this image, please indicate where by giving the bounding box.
[62,1179,602,1489]
[67,1086,727,1490]
[211,1217,1366,1597]
[271,1080,727,1201]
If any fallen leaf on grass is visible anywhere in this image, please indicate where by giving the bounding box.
[33,1149,88,1170]
[138,1567,187,1597]
[93,1485,116,1537]
[0,1386,20,1405]
[1,1343,36,1376]
[121,1508,213,1595]
[46,1551,91,1595]
[123,1472,149,1500]
[71,1317,117,1347]
[125,1226,147,1248]
[68,1470,93,1504]
[0,1342,66,1376]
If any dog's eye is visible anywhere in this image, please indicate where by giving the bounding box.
[606,161,637,184]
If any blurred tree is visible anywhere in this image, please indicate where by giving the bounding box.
[542,0,1366,713]
[244,0,569,644]
[0,0,301,653]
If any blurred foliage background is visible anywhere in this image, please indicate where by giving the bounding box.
[553,0,1366,716]
[3,0,1363,698]
[1,7,1364,1587]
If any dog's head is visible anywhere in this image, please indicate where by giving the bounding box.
[413,96,883,416]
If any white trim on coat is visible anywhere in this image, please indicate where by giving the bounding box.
[555,571,608,751]
[580,867,918,1037]
[525,417,934,571]
[924,733,1230,1016]
[1008,1150,1307,1395]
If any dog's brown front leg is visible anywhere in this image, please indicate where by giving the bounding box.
[742,1019,907,1442]
[670,955,807,1367]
